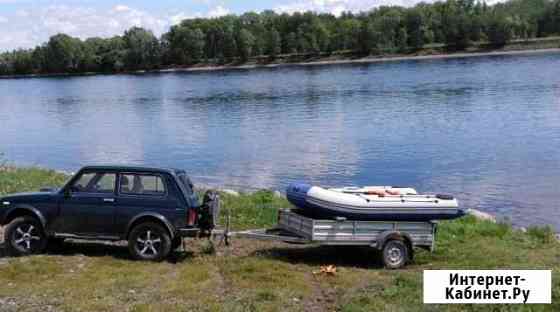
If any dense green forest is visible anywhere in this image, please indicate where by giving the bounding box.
[1,0,559,76]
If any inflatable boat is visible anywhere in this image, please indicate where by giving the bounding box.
[286,183,465,221]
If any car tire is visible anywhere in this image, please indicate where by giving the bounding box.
[5,216,48,256]
[171,236,183,251]
[382,239,408,269]
[128,222,171,261]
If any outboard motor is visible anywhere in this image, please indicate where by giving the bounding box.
[198,190,220,231]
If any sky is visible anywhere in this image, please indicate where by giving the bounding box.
[0,0,504,52]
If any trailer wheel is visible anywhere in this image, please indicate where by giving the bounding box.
[382,239,408,269]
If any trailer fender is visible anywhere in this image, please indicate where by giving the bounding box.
[375,231,413,255]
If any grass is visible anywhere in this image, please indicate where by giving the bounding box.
[219,189,287,230]
[0,167,559,311]
[0,166,68,195]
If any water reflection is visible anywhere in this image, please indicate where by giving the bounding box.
[0,52,559,229]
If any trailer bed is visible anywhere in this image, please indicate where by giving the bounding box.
[233,209,437,250]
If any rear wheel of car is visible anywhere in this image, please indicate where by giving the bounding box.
[382,239,408,269]
[128,222,171,261]
[5,216,48,256]
[171,236,183,251]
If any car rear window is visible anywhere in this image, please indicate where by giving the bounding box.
[120,174,166,196]
[177,173,194,195]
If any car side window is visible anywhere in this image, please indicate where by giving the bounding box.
[95,174,116,193]
[71,172,116,193]
[72,173,95,192]
[120,174,166,196]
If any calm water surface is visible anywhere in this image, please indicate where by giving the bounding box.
[1,52,559,229]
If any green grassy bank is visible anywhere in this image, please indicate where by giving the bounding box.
[0,167,558,311]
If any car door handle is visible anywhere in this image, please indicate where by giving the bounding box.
[103,198,115,203]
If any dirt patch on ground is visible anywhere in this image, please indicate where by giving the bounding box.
[0,296,60,312]
[301,272,338,312]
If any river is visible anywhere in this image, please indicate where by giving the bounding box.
[1,52,559,229]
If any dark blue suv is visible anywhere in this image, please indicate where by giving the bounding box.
[0,165,219,261]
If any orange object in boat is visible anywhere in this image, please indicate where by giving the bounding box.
[365,190,386,197]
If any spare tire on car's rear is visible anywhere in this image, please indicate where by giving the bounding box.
[198,190,220,231]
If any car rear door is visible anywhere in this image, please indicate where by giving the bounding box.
[113,173,186,237]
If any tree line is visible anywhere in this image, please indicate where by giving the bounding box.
[1,0,559,76]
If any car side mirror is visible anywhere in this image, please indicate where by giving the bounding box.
[63,187,73,198]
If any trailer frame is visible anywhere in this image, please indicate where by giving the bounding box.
[227,209,438,269]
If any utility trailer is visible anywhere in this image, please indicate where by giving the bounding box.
[230,209,437,269]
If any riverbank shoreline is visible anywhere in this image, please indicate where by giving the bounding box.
[1,166,558,240]
[166,48,560,73]
[2,46,560,80]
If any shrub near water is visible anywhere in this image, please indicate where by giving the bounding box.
[218,190,289,229]
[0,167,68,195]
[526,226,557,244]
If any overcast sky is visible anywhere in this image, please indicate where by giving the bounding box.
[0,0,503,52]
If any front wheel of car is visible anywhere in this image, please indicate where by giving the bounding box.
[5,216,48,256]
[128,222,171,261]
